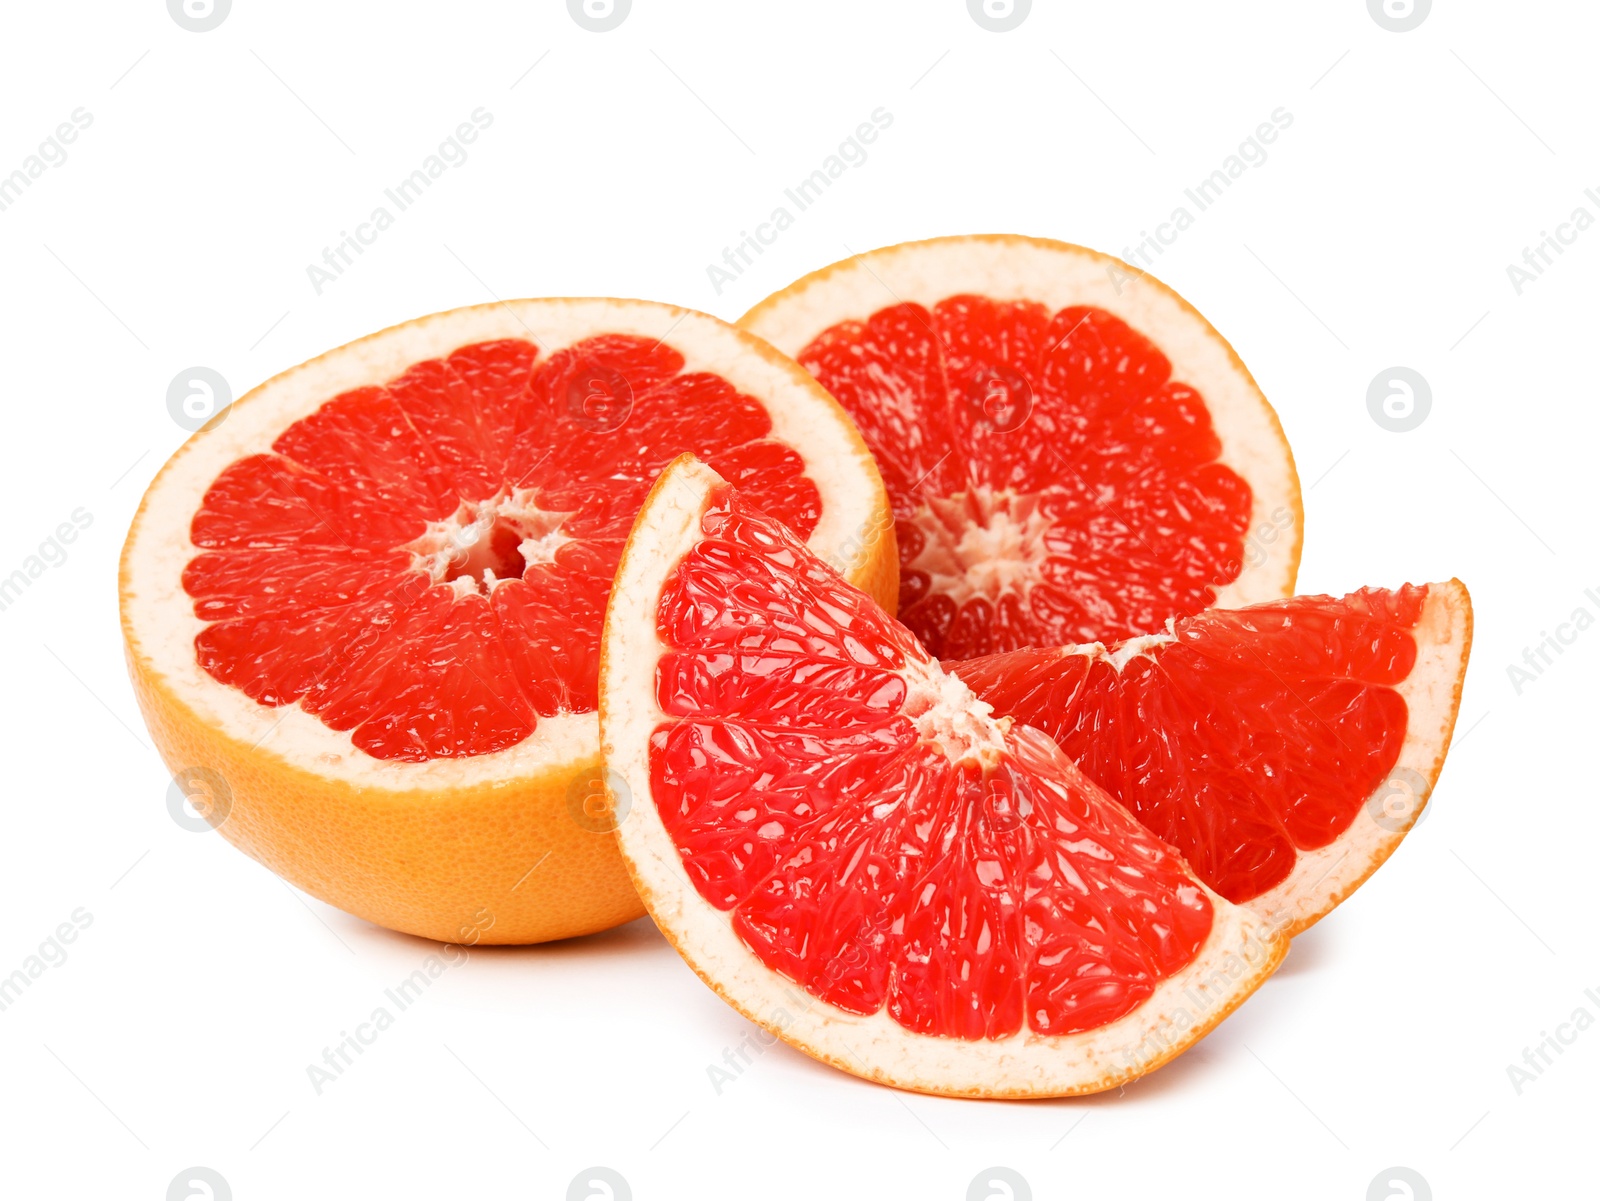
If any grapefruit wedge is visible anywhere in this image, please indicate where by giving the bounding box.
[741,234,1303,657]
[600,456,1287,1098]
[120,300,894,944]
[951,583,1473,936]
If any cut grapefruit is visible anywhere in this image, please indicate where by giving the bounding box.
[120,299,895,944]
[600,456,1287,1098]
[950,583,1473,936]
[741,234,1303,658]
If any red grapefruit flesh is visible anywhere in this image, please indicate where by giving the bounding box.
[741,234,1303,658]
[602,456,1286,1097]
[121,300,895,944]
[951,583,1473,934]
[187,334,827,760]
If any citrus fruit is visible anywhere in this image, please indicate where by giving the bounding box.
[951,582,1473,936]
[120,299,895,945]
[741,234,1303,658]
[600,456,1287,1098]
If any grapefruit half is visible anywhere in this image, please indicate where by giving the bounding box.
[741,234,1303,658]
[120,300,895,944]
[950,583,1473,936]
[600,456,1287,1098]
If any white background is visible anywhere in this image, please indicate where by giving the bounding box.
[1,1,1595,1198]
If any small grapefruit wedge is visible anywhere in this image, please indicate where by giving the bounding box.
[120,300,894,944]
[741,234,1303,658]
[600,456,1287,1098]
[950,583,1473,936]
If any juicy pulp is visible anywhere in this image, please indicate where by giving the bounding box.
[183,336,820,761]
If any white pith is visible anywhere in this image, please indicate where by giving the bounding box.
[1099,631,1179,671]
[739,235,1302,608]
[901,657,1010,770]
[601,458,1287,1098]
[123,299,885,792]
[399,486,576,597]
[1247,580,1472,933]
[906,487,1051,608]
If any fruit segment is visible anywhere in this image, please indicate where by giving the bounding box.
[649,488,1216,1038]
[183,336,820,761]
[951,582,1472,930]
[604,456,1287,1096]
